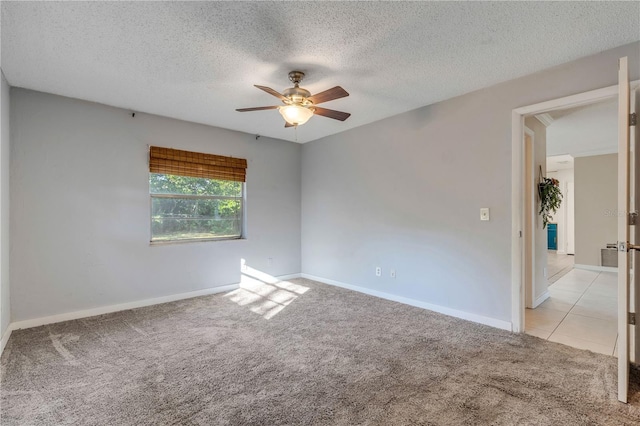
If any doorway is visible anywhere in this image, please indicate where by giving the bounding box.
[546,155,575,284]
[511,71,640,402]
[523,98,619,354]
[512,82,632,327]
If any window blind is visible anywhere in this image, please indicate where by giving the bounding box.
[149,146,247,182]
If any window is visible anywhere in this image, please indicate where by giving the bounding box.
[149,147,247,243]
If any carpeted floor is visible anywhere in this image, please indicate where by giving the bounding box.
[2,276,640,425]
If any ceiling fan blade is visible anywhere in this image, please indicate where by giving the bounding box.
[308,86,349,105]
[236,106,280,112]
[254,85,288,102]
[284,122,294,128]
[313,106,351,121]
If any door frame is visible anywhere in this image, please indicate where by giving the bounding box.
[511,80,640,332]
[524,126,535,309]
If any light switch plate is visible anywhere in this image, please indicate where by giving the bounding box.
[480,208,490,221]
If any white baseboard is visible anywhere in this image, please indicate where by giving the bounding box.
[9,283,241,332]
[0,273,304,357]
[574,264,618,273]
[0,285,230,357]
[300,273,512,332]
[1,325,11,355]
[532,290,550,308]
[5,271,511,357]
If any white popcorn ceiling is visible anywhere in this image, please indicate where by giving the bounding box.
[1,2,639,143]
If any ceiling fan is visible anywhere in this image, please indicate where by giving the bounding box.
[236,71,351,127]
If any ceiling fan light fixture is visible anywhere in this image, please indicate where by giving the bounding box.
[236,71,350,127]
[279,104,314,126]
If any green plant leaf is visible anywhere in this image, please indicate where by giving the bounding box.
[538,177,563,229]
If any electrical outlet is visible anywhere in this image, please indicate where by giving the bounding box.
[375,267,381,277]
[390,269,396,278]
[480,208,490,221]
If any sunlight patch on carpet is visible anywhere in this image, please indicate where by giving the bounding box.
[225,265,309,319]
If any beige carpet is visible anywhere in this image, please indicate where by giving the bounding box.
[2,277,640,425]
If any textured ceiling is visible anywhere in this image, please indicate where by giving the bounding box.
[1,2,639,143]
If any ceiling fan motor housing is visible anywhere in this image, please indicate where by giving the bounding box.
[284,71,313,105]
[283,86,312,105]
[288,71,305,85]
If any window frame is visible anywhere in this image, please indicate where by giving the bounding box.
[149,175,245,245]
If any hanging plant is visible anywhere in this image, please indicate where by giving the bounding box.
[538,166,562,229]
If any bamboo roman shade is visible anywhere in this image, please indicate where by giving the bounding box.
[149,146,247,182]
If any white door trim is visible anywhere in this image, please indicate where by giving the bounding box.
[524,126,535,309]
[511,80,640,332]
[617,56,630,403]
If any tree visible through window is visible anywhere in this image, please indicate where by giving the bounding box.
[150,174,243,242]
[148,146,247,243]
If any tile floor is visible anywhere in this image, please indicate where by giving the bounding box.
[547,250,575,284]
[525,268,618,356]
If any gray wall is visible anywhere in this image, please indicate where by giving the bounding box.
[574,154,618,267]
[10,89,301,322]
[301,42,640,323]
[1,71,10,335]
